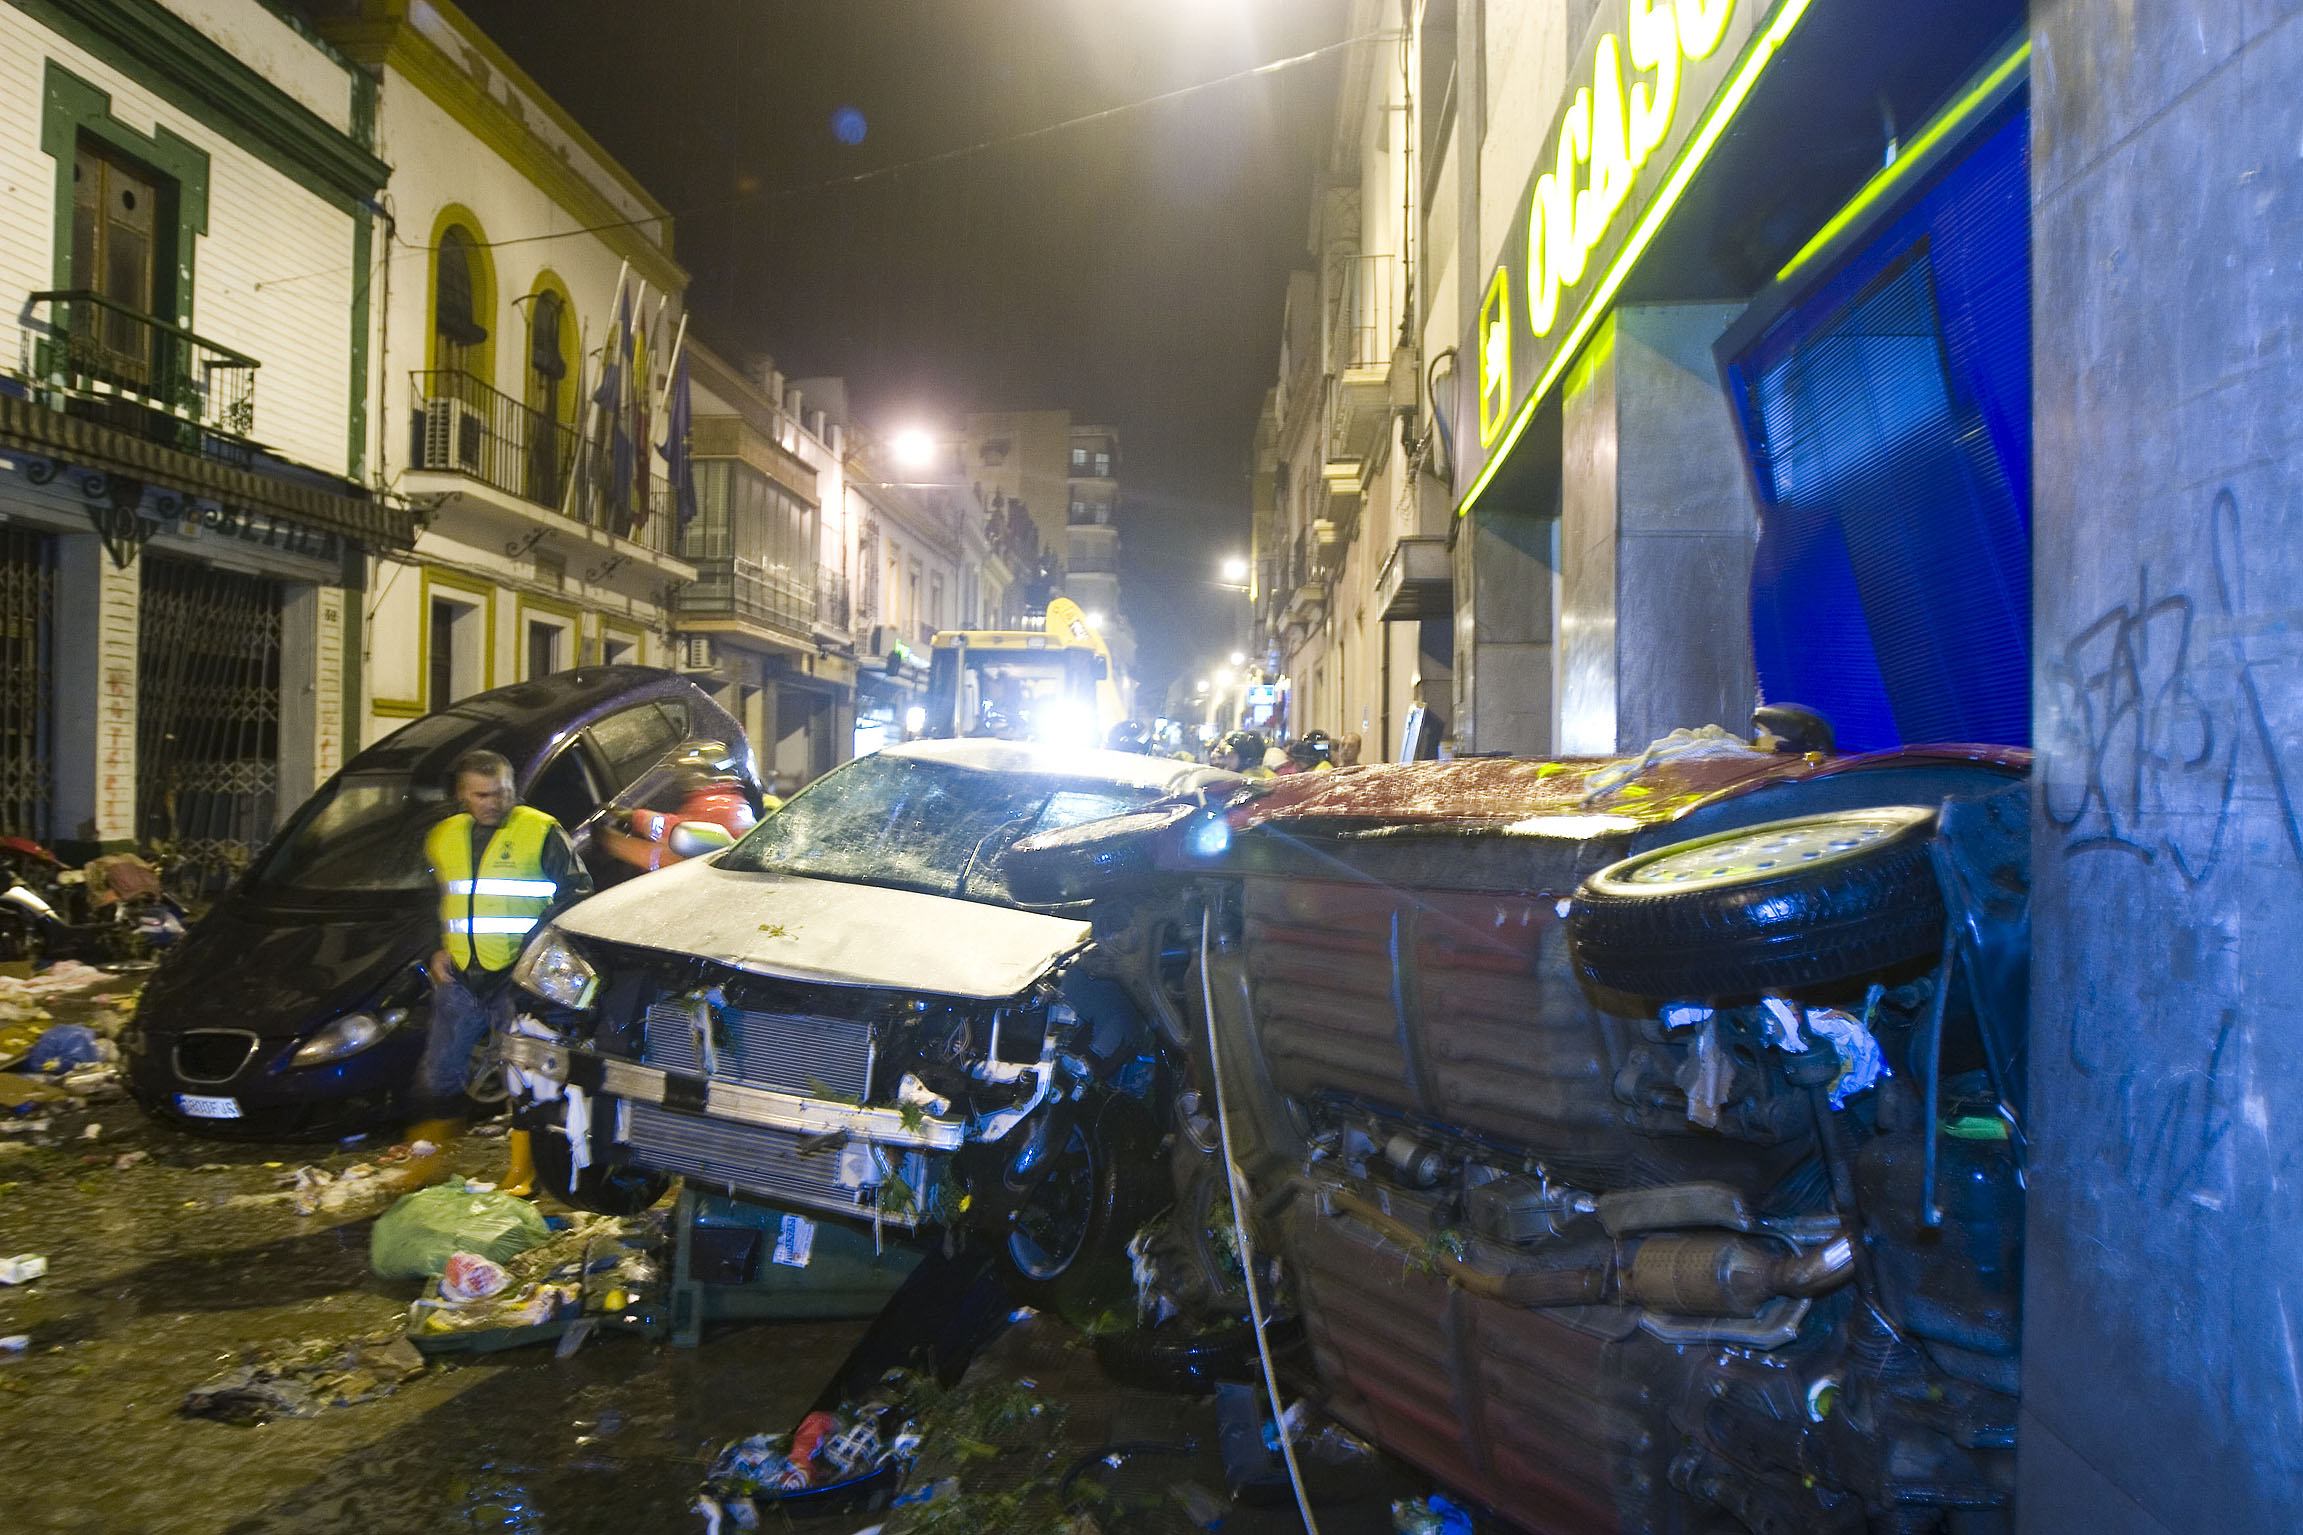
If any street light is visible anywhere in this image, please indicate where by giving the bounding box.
[1228,651,1246,667]
[1084,609,1107,630]
[1219,555,1250,584]
[891,428,938,470]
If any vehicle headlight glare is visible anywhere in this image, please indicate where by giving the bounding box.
[512,926,599,1010]
[290,1007,405,1067]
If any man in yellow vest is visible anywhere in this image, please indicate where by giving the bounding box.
[405,748,592,1192]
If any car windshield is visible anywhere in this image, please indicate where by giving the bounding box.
[242,771,450,895]
[717,753,1150,904]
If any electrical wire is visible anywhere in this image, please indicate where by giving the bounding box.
[249,28,1400,287]
[1200,901,1321,1535]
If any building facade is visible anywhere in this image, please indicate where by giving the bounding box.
[309,0,693,748]
[964,408,1136,703]
[0,0,407,887]
[1250,6,1453,762]
[677,345,856,797]
[1261,0,2303,1523]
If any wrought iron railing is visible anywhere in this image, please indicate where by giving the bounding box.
[678,555,813,635]
[20,290,259,441]
[816,569,851,630]
[1328,252,1396,372]
[410,368,576,509]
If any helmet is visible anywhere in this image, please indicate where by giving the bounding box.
[1214,730,1267,771]
[1286,730,1334,768]
[669,740,742,783]
[1105,720,1153,754]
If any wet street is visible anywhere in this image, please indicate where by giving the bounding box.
[0,970,1426,1535]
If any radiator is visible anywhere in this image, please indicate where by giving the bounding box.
[640,1000,874,1100]
[621,1099,930,1227]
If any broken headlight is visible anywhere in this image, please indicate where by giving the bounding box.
[512,925,599,1011]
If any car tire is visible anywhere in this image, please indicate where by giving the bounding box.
[996,1092,1165,1321]
[1567,806,1945,1002]
[531,1100,672,1216]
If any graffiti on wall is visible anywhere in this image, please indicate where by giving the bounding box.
[2042,488,2302,884]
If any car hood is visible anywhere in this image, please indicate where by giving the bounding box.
[552,856,1093,1000]
[139,897,432,1037]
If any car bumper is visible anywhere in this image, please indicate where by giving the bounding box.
[124,1029,423,1135]
[498,1032,966,1152]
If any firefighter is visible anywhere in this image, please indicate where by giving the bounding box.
[403,749,592,1195]
[595,741,765,875]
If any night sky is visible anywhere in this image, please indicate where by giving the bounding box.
[449,0,1351,702]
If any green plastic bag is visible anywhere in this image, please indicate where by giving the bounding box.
[370,1185,550,1278]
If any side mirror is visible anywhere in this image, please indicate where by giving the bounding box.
[1005,803,1197,905]
[667,821,737,860]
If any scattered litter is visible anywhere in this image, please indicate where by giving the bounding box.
[371,1185,550,1277]
[1674,1017,1734,1128]
[0,961,109,999]
[0,1254,48,1284]
[0,1075,72,1112]
[439,1252,513,1303]
[113,1150,147,1170]
[772,1213,816,1269]
[288,1162,397,1217]
[0,1334,28,1352]
[1393,1492,1476,1534]
[79,1122,101,1140]
[1760,996,1889,1107]
[180,1333,426,1425]
[25,1023,102,1073]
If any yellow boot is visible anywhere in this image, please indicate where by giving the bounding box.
[391,1116,463,1191]
[500,1128,538,1199]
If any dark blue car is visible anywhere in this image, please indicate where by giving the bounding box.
[124,666,759,1138]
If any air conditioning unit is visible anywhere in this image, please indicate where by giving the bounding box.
[676,635,716,673]
[422,398,485,473]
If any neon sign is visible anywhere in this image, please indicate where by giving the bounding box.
[1469,0,1813,463]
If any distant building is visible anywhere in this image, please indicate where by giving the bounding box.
[962,410,1135,708]
[0,0,403,884]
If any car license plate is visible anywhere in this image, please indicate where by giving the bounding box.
[177,1093,241,1119]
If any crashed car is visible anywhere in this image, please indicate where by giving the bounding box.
[125,667,760,1137]
[508,727,2026,1532]
[498,737,1239,1305]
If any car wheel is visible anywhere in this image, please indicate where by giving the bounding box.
[997,1093,1164,1320]
[531,1101,672,1216]
[1566,806,1945,1002]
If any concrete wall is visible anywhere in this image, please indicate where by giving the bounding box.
[1557,305,1757,754]
[2024,1,2303,1528]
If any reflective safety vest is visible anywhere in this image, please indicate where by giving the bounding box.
[427,805,560,972]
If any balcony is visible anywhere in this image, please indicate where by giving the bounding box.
[19,290,259,447]
[406,369,692,587]
[676,555,815,649]
[1325,253,1397,465]
[815,568,851,633]
[1376,534,1453,621]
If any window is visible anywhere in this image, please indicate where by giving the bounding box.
[525,288,570,503]
[71,139,165,381]
[428,593,484,711]
[588,703,684,787]
[524,746,602,831]
[930,572,945,632]
[602,635,635,665]
[526,619,564,680]
[1095,452,1110,478]
[433,224,490,375]
[1070,446,1087,470]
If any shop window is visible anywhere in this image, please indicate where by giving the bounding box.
[1726,105,2030,752]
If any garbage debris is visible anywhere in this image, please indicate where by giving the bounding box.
[1674,1015,1735,1128]
[180,1332,426,1425]
[370,1184,551,1277]
[1759,996,1889,1108]
[24,1023,102,1073]
[0,960,110,998]
[404,1209,662,1343]
[0,1253,47,1284]
[0,1334,28,1353]
[1393,1492,1475,1534]
[439,1251,513,1304]
[0,1074,73,1113]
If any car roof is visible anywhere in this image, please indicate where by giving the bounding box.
[343,667,717,782]
[882,736,1242,797]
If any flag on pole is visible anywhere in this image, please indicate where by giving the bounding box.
[593,284,634,532]
[659,346,697,535]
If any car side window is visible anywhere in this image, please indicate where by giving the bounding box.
[525,746,603,830]
[587,703,683,792]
